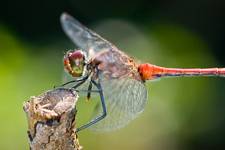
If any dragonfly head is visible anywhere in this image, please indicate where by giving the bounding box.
[64,50,86,77]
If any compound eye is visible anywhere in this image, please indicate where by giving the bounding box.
[64,50,86,77]
[70,50,84,60]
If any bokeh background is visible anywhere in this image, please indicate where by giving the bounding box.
[0,0,225,149]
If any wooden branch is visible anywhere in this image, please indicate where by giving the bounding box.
[23,88,82,150]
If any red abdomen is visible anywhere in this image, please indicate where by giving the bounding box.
[138,63,225,81]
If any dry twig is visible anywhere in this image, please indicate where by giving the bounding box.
[23,88,82,150]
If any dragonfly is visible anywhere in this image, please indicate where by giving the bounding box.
[60,13,225,132]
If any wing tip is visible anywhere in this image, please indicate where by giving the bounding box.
[60,12,83,27]
[60,12,71,22]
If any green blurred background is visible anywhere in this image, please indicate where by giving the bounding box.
[0,0,225,149]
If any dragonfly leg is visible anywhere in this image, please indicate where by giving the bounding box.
[71,79,87,89]
[76,89,100,93]
[60,75,89,87]
[60,80,79,86]
[87,81,93,100]
[76,79,107,132]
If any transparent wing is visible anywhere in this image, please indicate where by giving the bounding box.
[60,13,118,59]
[90,77,148,132]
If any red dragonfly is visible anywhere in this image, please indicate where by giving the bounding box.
[60,13,225,132]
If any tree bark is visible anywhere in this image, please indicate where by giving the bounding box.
[23,88,82,150]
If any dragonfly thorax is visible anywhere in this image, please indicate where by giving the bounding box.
[64,50,87,77]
